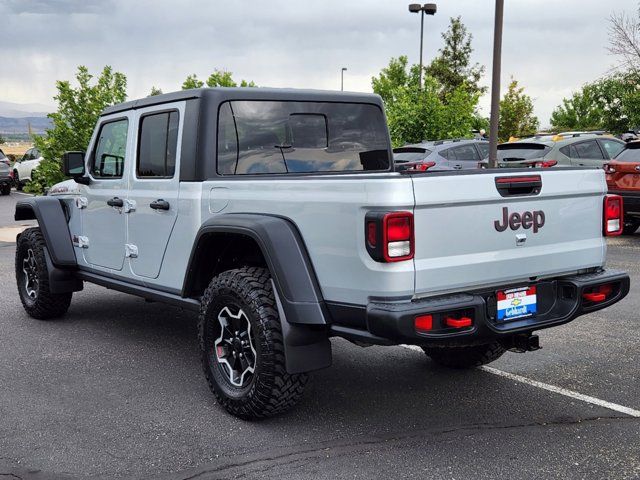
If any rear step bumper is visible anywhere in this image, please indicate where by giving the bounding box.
[332,269,629,346]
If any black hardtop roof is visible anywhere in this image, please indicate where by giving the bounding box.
[101,87,384,116]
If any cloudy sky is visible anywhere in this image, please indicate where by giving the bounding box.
[0,0,637,125]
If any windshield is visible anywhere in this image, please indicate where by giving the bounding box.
[0,149,6,160]
[615,147,640,162]
[497,143,551,161]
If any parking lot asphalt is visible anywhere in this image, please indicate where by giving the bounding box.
[0,199,639,478]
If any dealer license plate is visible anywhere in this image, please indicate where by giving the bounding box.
[496,286,537,321]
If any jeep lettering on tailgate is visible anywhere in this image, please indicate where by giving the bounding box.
[494,207,545,233]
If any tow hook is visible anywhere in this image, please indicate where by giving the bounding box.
[508,334,541,353]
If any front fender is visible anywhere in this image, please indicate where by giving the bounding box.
[15,197,76,267]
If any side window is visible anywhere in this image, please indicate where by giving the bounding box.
[137,111,179,178]
[452,144,480,161]
[91,119,129,179]
[559,145,571,157]
[477,143,489,158]
[217,103,239,175]
[600,139,624,159]
[22,149,32,161]
[574,140,604,159]
[33,149,40,159]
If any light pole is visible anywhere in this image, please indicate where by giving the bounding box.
[341,67,347,91]
[408,3,437,89]
[488,0,504,168]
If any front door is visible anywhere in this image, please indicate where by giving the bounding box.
[82,115,132,271]
[126,105,182,279]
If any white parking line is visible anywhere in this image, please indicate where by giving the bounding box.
[401,345,640,418]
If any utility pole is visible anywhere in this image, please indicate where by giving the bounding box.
[488,0,504,168]
[341,67,347,91]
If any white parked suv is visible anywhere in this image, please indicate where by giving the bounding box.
[14,88,630,419]
[13,147,43,189]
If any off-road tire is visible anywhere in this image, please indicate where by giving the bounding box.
[198,266,308,419]
[422,342,506,369]
[16,227,72,320]
[0,184,10,195]
[622,220,640,235]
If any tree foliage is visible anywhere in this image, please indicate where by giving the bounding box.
[181,69,256,90]
[29,65,127,194]
[372,56,480,146]
[425,16,486,97]
[149,86,163,96]
[498,79,539,142]
[551,73,640,133]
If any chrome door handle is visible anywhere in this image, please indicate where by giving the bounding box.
[150,199,170,210]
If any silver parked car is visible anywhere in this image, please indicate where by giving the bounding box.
[394,138,489,171]
[0,148,12,195]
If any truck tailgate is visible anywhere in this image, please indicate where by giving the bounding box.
[411,169,607,297]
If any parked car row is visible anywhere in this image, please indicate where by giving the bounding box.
[0,147,44,195]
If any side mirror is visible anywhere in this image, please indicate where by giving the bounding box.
[62,151,86,177]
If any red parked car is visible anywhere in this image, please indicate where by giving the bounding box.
[605,141,640,234]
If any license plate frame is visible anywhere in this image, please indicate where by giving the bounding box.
[496,286,537,322]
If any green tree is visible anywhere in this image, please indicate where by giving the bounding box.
[149,86,163,96]
[372,56,480,146]
[498,79,539,141]
[0,135,5,145]
[182,70,256,90]
[425,16,486,97]
[551,73,640,133]
[182,74,204,89]
[29,65,127,194]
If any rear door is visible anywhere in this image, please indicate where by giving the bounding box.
[411,169,606,296]
[569,139,606,168]
[126,104,182,279]
[447,144,481,170]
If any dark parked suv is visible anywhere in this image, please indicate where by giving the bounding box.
[393,138,489,171]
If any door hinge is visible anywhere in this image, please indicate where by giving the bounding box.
[124,199,137,213]
[75,197,88,209]
[125,244,138,258]
[73,235,89,248]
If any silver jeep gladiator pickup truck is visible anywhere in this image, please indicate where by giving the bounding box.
[14,88,630,419]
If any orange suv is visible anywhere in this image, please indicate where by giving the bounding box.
[605,141,640,234]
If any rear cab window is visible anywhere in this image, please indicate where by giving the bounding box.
[217,101,390,175]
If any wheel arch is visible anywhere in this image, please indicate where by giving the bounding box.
[183,214,332,374]
[15,197,77,267]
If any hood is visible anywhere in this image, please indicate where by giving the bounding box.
[47,179,81,196]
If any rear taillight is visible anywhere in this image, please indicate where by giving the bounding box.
[365,211,414,262]
[408,161,436,172]
[604,195,623,236]
[525,160,557,168]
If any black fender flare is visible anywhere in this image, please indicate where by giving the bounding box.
[15,197,77,267]
[183,213,331,374]
[15,197,82,294]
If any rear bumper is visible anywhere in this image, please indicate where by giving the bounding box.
[329,269,629,346]
[0,175,11,186]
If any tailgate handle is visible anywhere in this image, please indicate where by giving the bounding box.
[495,175,541,197]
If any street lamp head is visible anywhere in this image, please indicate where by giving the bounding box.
[408,3,422,13]
[341,67,348,72]
[423,3,437,15]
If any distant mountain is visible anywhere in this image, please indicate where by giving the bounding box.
[0,100,54,118]
[0,116,52,134]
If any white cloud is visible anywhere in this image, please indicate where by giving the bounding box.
[0,0,636,125]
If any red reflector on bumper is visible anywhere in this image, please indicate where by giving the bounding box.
[415,315,433,332]
[582,292,606,302]
[445,317,473,328]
